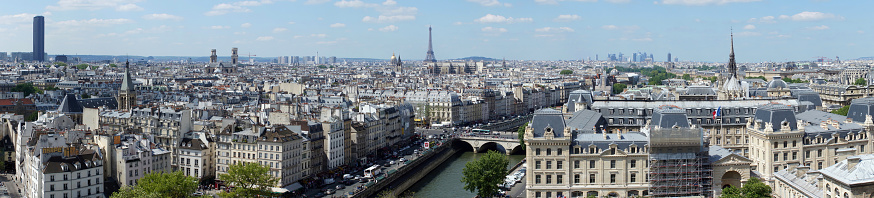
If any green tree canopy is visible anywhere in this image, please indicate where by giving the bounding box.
[75,64,89,70]
[517,122,528,150]
[720,177,772,198]
[682,74,692,81]
[461,150,509,198]
[831,105,850,116]
[12,83,42,97]
[317,65,328,69]
[745,76,767,80]
[783,77,809,83]
[218,162,279,198]
[110,171,198,198]
[54,62,68,66]
[612,83,627,94]
[559,70,573,75]
[855,78,867,86]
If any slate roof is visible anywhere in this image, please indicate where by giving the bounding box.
[754,103,798,131]
[179,138,209,151]
[529,108,565,138]
[774,168,823,198]
[847,97,874,122]
[42,149,102,174]
[79,97,118,109]
[57,94,83,113]
[572,132,648,150]
[565,109,606,133]
[708,145,748,163]
[819,154,874,185]
[767,76,789,89]
[651,105,690,128]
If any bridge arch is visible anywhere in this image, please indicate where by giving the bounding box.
[508,145,525,155]
[476,142,507,154]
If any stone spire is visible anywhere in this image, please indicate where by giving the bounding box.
[424,26,436,63]
[118,60,136,110]
[120,60,134,92]
[728,29,737,79]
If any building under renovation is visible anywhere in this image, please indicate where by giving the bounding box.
[648,124,713,197]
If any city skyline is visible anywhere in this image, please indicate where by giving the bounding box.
[0,0,871,62]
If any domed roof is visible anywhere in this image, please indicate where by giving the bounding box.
[609,68,619,75]
[767,76,788,89]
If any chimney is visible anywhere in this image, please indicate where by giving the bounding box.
[232,47,239,64]
[848,156,861,170]
[210,49,217,63]
[796,165,810,178]
[820,121,828,130]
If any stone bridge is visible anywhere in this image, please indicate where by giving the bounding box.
[454,136,524,155]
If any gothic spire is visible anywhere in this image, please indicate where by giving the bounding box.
[728,29,737,78]
[120,60,134,92]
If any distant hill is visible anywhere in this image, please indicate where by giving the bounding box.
[448,56,500,62]
[858,57,874,60]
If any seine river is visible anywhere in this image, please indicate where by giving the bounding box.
[405,152,525,198]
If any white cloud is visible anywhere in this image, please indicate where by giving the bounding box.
[807,25,829,30]
[379,25,398,32]
[467,0,512,7]
[210,25,230,29]
[330,23,346,28]
[481,27,507,33]
[273,27,287,33]
[743,24,755,30]
[288,21,296,24]
[632,37,653,42]
[534,0,597,5]
[660,0,760,6]
[234,32,246,35]
[554,14,581,22]
[536,27,574,32]
[383,0,397,5]
[335,0,371,8]
[46,0,145,11]
[142,13,183,20]
[54,18,133,27]
[0,13,40,25]
[305,0,331,4]
[601,25,639,31]
[294,35,304,39]
[475,14,533,24]
[748,16,776,23]
[205,0,274,16]
[606,0,631,3]
[785,11,843,21]
[311,33,327,38]
[256,36,274,41]
[241,23,252,28]
[361,6,418,23]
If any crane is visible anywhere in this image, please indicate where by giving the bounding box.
[248,53,257,63]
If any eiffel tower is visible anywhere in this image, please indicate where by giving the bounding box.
[424,26,437,63]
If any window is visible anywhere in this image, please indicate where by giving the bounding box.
[818,149,823,157]
[536,161,541,169]
[590,160,595,168]
[558,149,562,155]
[557,175,563,184]
[793,152,797,160]
[546,161,552,169]
[774,142,778,148]
[589,174,596,183]
[50,184,55,191]
[536,192,541,198]
[557,161,563,169]
[546,175,552,184]
[574,160,580,169]
[547,149,551,155]
[784,153,788,161]
[574,174,580,184]
[774,154,779,162]
[610,174,616,183]
[630,160,636,168]
[806,151,811,158]
[536,149,541,155]
[784,141,788,148]
[610,160,616,168]
[536,175,541,184]
[630,173,637,182]
[792,140,797,147]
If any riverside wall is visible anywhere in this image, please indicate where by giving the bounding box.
[353,139,459,198]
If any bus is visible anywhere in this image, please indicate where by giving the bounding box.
[472,129,491,135]
[364,165,382,178]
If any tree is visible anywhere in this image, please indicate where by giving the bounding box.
[745,76,767,81]
[612,83,627,94]
[109,63,118,67]
[517,122,528,150]
[0,148,5,171]
[559,70,573,75]
[75,64,89,70]
[682,74,692,81]
[218,162,278,198]
[24,112,39,122]
[11,83,41,96]
[317,65,328,69]
[831,105,850,116]
[855,78,867,86]
[110,171,198,198]
[54,62,68,66]
[461,150,508,198]
[719,177,771,198]
[81,93,91,99]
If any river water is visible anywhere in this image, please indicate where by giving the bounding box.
[406,152,525,198]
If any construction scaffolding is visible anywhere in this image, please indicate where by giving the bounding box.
[648,127,713,198]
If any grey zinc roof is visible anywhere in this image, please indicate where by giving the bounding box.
[754,103,798,131]
[572,132,649,150]
[819,154,874,185]
[57,94,83,113]
[708,145,748,163]
[79,97,118,109]
[847,97,874,122]
[682,86,717,95]
[565,109,606,133]
[529,108,566,138]
[773,168,823,198]
[651,106,690,128]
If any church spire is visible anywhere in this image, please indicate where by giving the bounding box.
[120,60,134,92]
[728,29,737,79]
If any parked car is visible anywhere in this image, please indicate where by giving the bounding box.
[325,189,335,195]
[336,184,345,190]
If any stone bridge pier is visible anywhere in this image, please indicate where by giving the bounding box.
[455,138,524,155]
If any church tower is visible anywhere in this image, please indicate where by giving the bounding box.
[118,60,136,110]
[718,31,745,100]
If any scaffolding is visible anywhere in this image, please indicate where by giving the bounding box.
[648,127,713,198]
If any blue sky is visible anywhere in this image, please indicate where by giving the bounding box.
[0,0,870,62]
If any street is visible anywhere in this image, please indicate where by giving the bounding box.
[0,173,19,198]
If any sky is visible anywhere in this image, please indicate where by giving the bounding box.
[0,0,871,62]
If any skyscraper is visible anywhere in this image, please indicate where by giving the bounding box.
[424,26,436,63]
[667,53,672,62]
[33,16,45,62]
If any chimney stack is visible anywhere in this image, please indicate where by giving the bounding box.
[848,156,861,170]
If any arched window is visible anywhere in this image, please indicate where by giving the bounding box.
[536,148,541,155]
